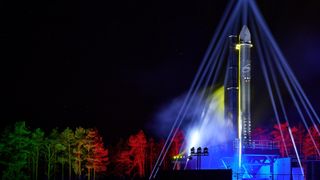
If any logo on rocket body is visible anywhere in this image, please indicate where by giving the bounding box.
[242,64,251,81]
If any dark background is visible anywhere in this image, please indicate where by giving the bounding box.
[1,0,320,143]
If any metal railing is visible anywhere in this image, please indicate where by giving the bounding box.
[233,139,280,150]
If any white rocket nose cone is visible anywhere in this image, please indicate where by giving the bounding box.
[239,25,251,43]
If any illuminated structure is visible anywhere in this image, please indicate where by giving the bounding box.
[224,25,286,179]
[150,0,320,179]
[231,26,284,179]
[225,25,253,160]
[225,26,252,150]
[225,25,253,169]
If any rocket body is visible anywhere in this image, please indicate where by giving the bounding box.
[238,25,252,145]
[225,25,252,148]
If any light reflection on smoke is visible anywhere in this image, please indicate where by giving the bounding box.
[186,86,235,152]
[151,87,235,152]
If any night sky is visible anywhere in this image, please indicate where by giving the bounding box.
[1,0,320,144]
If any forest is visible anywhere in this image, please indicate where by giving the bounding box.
[0,121,318,179]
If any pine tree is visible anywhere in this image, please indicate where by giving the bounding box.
[43,128,60,180]
[84,128,99,180]
[30,128,44,180]
[114,130,148,178]
[128,130,147,177]
[2,121,31,179]
[61,127,75,180]
[303,125,320,160]
[271,123,293,157]
[73,127,86,178]
[112,139,131,178]
[92,139,109,179]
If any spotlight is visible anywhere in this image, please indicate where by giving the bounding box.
[189,146,208,170]
[191,147,195,154]
[203,147,209,155]
[197,147,202,154]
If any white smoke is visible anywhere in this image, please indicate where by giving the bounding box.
[186,87,235,152]
[151,87,235,152]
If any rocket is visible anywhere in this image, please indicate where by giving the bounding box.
[225,25,252,148]
[237,25,252,146]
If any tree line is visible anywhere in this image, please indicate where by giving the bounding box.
[0,122,109,180]
[0,122,183,179]
[0,121,318,179]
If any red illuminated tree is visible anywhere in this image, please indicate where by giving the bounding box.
[271,122,296,157]
[302,125,320,160]
[128,130,147,177]
[84,128,109,179]
[114,130,147,178]
[157,139,169,170]
[252,127,271,141]
[169,130,184,156]
[110,139,130,177]
[292,124,305,155]
[115,149,133,177]
[167,130,184,170]
[92,140,109,178]
[146,138,159,175]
